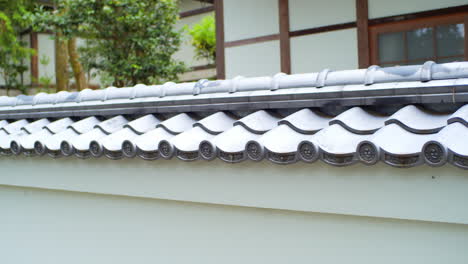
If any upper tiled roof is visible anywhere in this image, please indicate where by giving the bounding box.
[0,62,467,169]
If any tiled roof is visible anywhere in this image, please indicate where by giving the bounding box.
[0,62,467,169]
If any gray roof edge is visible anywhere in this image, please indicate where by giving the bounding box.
[1,61,468,118]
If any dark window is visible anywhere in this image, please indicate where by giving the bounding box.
[370,14,468,66]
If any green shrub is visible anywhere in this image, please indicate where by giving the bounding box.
[186,15,216,63]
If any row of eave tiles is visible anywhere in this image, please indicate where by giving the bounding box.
[0,104,467,169]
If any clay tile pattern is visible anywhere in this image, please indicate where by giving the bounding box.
[0,62,467,169]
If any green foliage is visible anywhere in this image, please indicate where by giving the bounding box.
[37,54,54,93]
[0,0,35,95]
[34,0,187,87]
[186,15,216,63]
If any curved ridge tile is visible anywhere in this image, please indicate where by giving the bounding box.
[0,120,9,129]
[278,108,331,134]
[46,117,101,156]
[21,118,50,134]
[18,118,73,153]
[68,116,128,157]
[100,115,160,159]
[448,104,468,126]
[170,112,237,161]
[44,117,74,134]
[385,105,450,134]
[1,119,28,134]
[123,114,162,134]
[369,124,432,167]
[422,122,468,169]
[171,127,210,161]
[211,125,266,163]
[257,125,312,164]
[156,113,198,134]
[69,116,101,134]
[94,115,128,134]
[193,112,237,134]
[330,107,387,134]
[312,124,369,166]
[130,127,175,160]
[233,110,281,134]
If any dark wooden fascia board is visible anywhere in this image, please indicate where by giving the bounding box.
[179,6,214,18]
[356,0,370,68]
[214,0,226,79]
[289,22,356,37]
[225,34,280,48]
[369,5,468,25]
[279,0,291,74]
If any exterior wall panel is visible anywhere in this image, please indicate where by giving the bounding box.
[289,0,356,31]
[225,40,281,78]
[291,29,358,73]
[224,0,279,42]
[369,0,468,19]
[1,157,468,225]
[1,185,468,264]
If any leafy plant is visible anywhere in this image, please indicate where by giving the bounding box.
[186,15,216,63]
[0,5,35,95]
[37,54,54,93]
[34,0,187,87]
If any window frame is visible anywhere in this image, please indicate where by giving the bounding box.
[369,12,468,66]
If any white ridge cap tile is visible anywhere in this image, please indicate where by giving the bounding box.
[234,110,281,133]
[448,104,468,126]
[124,114,162,134]
[156,113,198,134]
[44,117,74,134]
[193,112,237,134]
[0,120,9,129]
[69,116,128,157]
[385,105,450,134]
[312,124,368,155]
[94,115,129,134]
[68,116,102,134]
[170,112,237,161]
[17,118,73,151]
[99,115,161,159]
[278,108,331,134]
[0,119,29,134]
[21,118,50,134]
[330,107,387,134]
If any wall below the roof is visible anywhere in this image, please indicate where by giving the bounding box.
[1,157,468,263]
[368,0,468,19]
[291,28,358,73]
[225,40,281,78]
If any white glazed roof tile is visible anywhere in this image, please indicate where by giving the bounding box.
[0,62,467,169]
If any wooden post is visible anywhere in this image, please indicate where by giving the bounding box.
[214,0,226,79]
[356,0,370,68]
[278,0,291,74]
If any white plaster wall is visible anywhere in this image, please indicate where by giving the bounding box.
[369,0,468,19]
[1,157,468,263]
[289,0,355,31]
[38,33,55,82]
[291,28,358,73]
[225,40,281,78]
[1,185,468,264]
[0,157,468,225]
[224,0,279,42]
